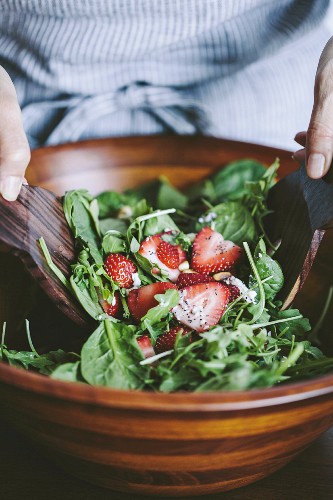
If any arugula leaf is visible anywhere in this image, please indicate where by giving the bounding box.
[274,309,311,339]
[140,289,179,341]
[80,321,148,389]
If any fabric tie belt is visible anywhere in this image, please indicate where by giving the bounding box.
[22,82,211,146]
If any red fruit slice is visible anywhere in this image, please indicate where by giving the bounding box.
[191,227,242,274]
[127,282,177,322]
[139,234,186,282]
[155,326,192,354]
[172,282,230,333]
[104,253,137,288]
[176,272,215,289]
[225,283,241,302]
[102,292,121,318]
[137,335,155,358]
[157,240,179,269]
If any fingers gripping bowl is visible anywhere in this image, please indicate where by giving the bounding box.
[0,136,333,496]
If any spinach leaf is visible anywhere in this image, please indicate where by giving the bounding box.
[70,275,104,319]
[210,159,267,201]
[156,178,188,210]
[96,190,137,218]
[51,361,83,382]
[186,159,266,204]
[143,214,179,237]
[102,231,127,254]
[63,190,103,265]
[250,240,283,300]
[99,218,128,236]
[80,321,148,389]
[196,201,256,245]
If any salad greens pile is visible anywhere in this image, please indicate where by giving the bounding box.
[1,158,333,391]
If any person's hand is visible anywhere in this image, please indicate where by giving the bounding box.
[0,65,30,201]
[294,36,333,179]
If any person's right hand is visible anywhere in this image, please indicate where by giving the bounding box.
[0,65,30,201]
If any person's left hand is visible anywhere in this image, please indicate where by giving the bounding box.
[294,36,333,179]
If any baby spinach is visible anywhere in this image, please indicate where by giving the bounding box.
[63,190,103,265]
[250,240,284,300]
[51,361,83,382]
[80,321,148,389]
[196,201,256,245]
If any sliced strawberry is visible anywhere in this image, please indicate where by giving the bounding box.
[127,282,177,322]
[176,272,215,289]
[155,326,192,354]
[191,227,242,274]
[127,289,139,320]
[225,283,241,302]
[157,240,179,269]
[104,253,137,288]
[138,234,186,282]
[137,335,155,358]
[172,282,230,333]
[102,291,121,318]
[176,246,187,265]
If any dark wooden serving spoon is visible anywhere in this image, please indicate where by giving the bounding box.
[0,165,332,326]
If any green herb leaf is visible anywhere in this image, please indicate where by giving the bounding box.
[80,321,148,389]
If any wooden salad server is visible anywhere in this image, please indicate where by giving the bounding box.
[0,185,90,326]
[267,164,333,308]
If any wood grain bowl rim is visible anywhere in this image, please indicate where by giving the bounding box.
[0,361,333,412]
[1,135,333,413]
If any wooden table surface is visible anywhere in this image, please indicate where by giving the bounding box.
[1,423,332,500]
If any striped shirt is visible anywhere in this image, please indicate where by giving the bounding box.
[0,0,331,150]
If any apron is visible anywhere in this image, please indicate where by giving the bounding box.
[0,0,330,149]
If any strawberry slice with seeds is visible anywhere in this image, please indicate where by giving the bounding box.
[102,291,121,318]
[155,325,192,354]
[176,272,215,289]
[225,283,241,302]
[139,234,186,282]
[137,335,155,358]
[191,227,242,274]
[172,282,230,333]
[157,240,179,269]
[104,253,137,288]
[128,282,177,322]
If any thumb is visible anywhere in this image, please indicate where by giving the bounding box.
[0,66,30,201]
[306,37,333,179]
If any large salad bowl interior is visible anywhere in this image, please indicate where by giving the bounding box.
[0,136,332,497]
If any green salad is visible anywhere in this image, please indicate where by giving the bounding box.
[1,158,333,391]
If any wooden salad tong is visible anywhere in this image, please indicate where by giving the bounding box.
[267,164,333,308]
[0,164,332,326]
[0,185,89,326]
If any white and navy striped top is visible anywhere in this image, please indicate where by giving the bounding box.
[0,0,331,150]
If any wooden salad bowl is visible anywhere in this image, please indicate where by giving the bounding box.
[0,136,333,497]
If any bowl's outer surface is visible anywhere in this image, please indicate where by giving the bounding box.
[1,136,333,497]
